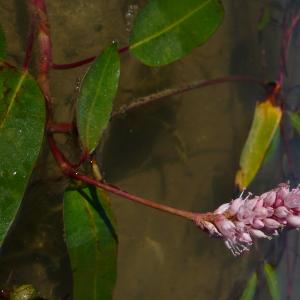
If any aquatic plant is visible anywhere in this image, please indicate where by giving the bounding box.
[1,0,300,299]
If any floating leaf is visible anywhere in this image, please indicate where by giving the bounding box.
[76,44,120,153]
[240,272,257,300]
[0,63,45,244]
[263,263,281,300]
[289,111,300,135]
[64,187,118,300]
[0,25,5,60]
[129,0,224,66]
[235,99,282,189]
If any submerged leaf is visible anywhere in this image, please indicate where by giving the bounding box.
[64,187,118,300]
[129,0,224,66]
[263,263,281,300]
[0,63,45,244]
[76,44,120,153]
[240,272,257,300]
[235,99,282,189]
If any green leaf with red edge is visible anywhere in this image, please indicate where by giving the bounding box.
[63,187,118,300]
[263,263,280,300]
[0,63,45,245]
[76,44,120,153]
[0,24,6,60]
[240,272,257,300]
[129,0,224,66]
[235,99,282,189]
[289,111,300,135]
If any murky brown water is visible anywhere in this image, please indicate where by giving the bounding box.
[1,0,300,299]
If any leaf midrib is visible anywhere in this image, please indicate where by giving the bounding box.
[130,0,211,49]
[83,199,100,299]
[0,71,26,129]
[84,48,114,150]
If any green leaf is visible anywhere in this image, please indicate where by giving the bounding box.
[76,44,120,153]
[263,263,281,300]
[0,63,45,244]
[240,272,257,300]
[235,100,282,189]
[0,25,6,60]
[289,111,300,135]
[129,0,224,66]
[64,187,118,300]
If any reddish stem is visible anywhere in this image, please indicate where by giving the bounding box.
[23,20,36,71]
[47,133,197,221]
[52,45,129,70]
[278,13,300,84]
[52,56,96,70]
[112,75,269,117]
[47,122,75,133]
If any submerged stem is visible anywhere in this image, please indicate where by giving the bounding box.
[112,75,269,117]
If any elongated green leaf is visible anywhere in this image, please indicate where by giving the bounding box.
[235,100,282,189]
[64,187,118,300]
[129,0,224,66]
[76,44,120,153]
[263,263,281,300]
[0,25,5,60]
[240,272,257,300]
[289,111,300,135]
[0,63,45,244]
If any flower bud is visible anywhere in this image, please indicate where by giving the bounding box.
[284,189,300,208]
[252,218,265,229]
[245,198,258,211]
[274,206,289,218]
[262,191,276,207]
[263,218,281,229]
[287,215,300,227]
[253,207,268,218]
[228,197,243,215]
[249,228,270,239]
[214,202,230,214]
[202,221,222,237]
[215,219,236,239]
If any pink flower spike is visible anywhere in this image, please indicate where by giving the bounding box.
[287,215,300,227]
[263,218,281,229]
[274,206,290,218]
